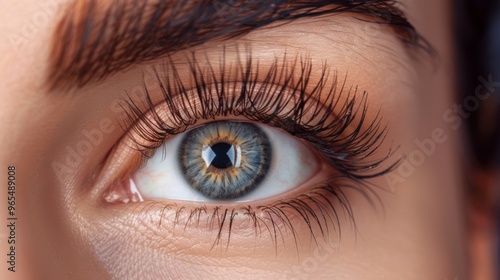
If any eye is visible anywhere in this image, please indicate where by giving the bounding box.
[99,55,396,251]
[132,121,322,202]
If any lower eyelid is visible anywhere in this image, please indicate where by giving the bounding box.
[90,135,387,254]
[99,175,358,251]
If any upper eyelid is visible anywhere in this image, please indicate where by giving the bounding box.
[119,53,396,179]
[47,0,432,92]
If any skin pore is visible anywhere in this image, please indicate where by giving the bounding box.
[0,0,474,279]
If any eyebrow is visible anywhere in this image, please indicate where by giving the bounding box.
[48,0,432,90]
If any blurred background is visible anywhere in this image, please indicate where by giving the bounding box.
[455,0,500,278]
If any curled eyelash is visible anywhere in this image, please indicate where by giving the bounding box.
[117,51,399,251]
[122,51,398,179]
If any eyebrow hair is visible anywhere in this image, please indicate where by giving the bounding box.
[48,0,432,90]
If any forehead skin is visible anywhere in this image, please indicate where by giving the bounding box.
[0,0,465,280]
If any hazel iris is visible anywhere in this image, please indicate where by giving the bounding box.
[179,121,271,199]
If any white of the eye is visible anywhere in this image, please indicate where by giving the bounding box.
[133,124,320,202]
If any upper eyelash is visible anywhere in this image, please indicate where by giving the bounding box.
[121,51,398,180]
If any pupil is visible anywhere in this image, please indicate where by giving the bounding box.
[209,142,233,169]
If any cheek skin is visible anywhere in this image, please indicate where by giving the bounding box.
[0,1,113,277]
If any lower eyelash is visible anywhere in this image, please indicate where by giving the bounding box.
[120,175,372,253]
